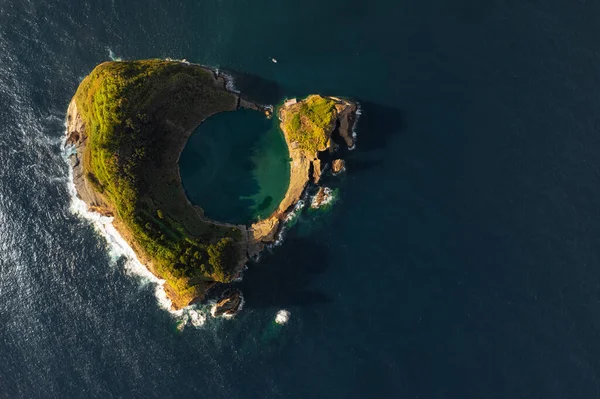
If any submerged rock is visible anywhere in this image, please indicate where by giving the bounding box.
[212,289,243,317]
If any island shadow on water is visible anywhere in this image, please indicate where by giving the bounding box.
[237,234,332,309]
[344,101,405,175]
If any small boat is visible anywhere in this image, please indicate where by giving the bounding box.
[271,57,278,63]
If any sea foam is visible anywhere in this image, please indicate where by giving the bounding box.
[107,48,122,62]
[275,309,290,325]
[271,195,307,248]
[352,102,362,140]
[310,187,335,209]
[214,68,239,93]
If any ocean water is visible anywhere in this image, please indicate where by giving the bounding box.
[180,108,289,224]
[2,0,600,398]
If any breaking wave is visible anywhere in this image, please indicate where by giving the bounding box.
[176,308,208,331]
[352,102,362,140]
[165,57,190,64]
[107,48,122,61]
[214,68,239,93]
[310,187,336,209]
[275,309,290,325]
[271,194,308,247]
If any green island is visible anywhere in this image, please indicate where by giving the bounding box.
[66,59,358,313]
[283,95,338,153]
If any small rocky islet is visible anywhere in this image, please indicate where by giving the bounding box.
[65,59,358,316]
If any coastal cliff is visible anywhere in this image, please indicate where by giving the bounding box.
[67,100,109,212]
[66,59,358,313]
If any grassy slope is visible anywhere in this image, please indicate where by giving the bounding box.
[74,60,242,306]
[283,95,337,153]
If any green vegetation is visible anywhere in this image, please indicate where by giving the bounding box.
[73,60,242,306]
[283,95,337,153]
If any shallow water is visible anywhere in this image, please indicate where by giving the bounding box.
[180,108,289,224]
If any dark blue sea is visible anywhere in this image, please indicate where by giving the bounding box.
[2,0,600,398]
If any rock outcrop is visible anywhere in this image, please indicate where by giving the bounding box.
[332,159,345,174]
[212,289,243,317]
[312,187,327,208]
[311,187,334,209]
[312,158,322,183]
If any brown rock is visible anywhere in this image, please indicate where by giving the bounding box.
[313,187,326,208]
[312,158,322,183]
[311,187,334,209]
[248,216,280,257]
[213,289,243,317]
[332,159,345,174]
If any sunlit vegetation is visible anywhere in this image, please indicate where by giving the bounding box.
[283,95,337,153]
[74,60,243,304]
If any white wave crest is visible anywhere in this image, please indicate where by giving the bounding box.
[271,197,307,247]
[176,307,208,331]
[165,57,190,65]
[219,70,239,93]
[284,199,305,223]
[232,264,248,283]
[275,309,290,325]
[188,308,207,327]
[352,102,362,140]
[107,48,122,61]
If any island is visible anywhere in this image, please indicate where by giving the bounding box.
[66,59,358,314]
